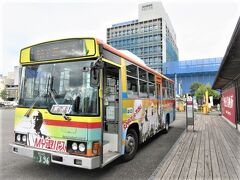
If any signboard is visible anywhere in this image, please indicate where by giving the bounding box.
[51,104,72,114]
[106,106,115,120]
[186,96,194,130]
[221,87,236,125]
[20,38,97,64]
[30,39,88,61]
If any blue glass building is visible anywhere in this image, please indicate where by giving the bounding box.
[107,2,178,72]
[163,58,222,94]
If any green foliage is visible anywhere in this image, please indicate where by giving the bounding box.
[190,82,202,95]
[0,89,7,100]
[190,82,220,103]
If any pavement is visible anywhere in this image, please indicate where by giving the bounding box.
[149,112,240,180]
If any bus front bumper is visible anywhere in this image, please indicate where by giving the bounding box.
[9,143,100,169]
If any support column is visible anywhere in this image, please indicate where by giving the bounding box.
[234,80,239,129]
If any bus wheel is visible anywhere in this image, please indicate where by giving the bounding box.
[122,129,138,161]
[164,119,169,133]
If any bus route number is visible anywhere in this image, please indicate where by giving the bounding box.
[33,151,51,165]
[127,108,134,115]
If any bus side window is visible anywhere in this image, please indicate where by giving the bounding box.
[139,68,147,81]
[139,68,148,98]
[168,85,171,98]
[148,73,155,98]
[126,63,138,98]
[149,83,155,98]
[162,88,164,99]
[170,83,173,98]
[162,87,165,99]
[127,76,138,98]
[170,83,174,98]
[126,64,137,78]
[139,80,148,98]
[172,84,175,98]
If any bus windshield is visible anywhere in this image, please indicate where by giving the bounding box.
[19,61,99,116]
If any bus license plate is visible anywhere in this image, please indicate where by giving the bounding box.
[33,151,51,165]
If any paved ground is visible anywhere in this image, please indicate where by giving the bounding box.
[0,109,186,180]
[150,113,240,180]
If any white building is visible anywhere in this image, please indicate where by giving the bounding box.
[0,66,20,101]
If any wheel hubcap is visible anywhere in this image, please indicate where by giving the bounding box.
[126,135,135,154]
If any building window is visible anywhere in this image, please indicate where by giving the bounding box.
[142,4,153,11]
[144,26,149,32]
[149,46,153,53]
[144,36,149,43]
[149,26,153,32]
[149,36,153,42]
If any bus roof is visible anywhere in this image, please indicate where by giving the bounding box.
[96,39,174,83]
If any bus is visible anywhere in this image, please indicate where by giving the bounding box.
[10,37,175,169]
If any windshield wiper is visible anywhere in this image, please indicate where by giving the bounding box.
[24,75,71,121]
[24,89,46,117]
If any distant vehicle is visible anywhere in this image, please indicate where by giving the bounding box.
[10,37,175,169]
[0,102,5,107]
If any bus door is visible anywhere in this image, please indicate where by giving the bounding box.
[101,63,121,167]
[157,83,163,129]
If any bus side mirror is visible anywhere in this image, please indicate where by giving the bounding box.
[90,67,100,87]
[90,57,103,87]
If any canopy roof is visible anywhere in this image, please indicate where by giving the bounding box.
[213,17,240,89]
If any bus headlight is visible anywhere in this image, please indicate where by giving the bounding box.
[79,143,86,152]
[72,142,78,151]
[16,134,21,142]
[15,133,27,145]
[22,135,27,142]
[67,141,87,155]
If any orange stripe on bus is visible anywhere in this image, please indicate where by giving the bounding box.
[43,119,101,129]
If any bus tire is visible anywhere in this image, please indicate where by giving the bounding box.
[164,115,170,133]
[122,129,139,161]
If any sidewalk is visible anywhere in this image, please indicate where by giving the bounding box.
[149,113,240,180]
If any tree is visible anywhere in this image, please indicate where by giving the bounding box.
[0,89,7,101]
[190,82,202,95]
[195,84,220,104]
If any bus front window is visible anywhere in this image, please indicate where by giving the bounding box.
[19,61,99,116]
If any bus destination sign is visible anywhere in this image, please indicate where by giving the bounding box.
[30,39,88,61]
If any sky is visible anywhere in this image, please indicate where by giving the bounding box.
[0,0,239,75]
